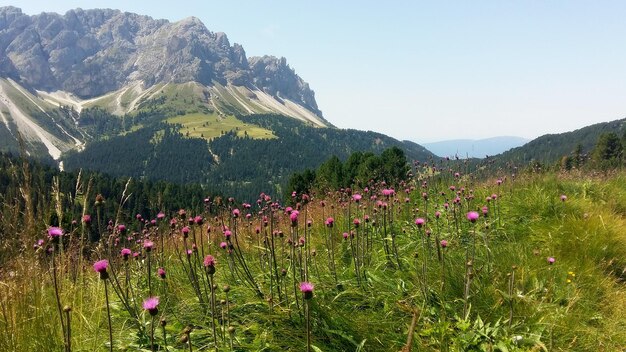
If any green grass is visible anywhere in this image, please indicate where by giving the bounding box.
[167,112,276,140]
[1,171,626,351]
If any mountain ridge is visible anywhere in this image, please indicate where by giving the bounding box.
[0,6,322,116]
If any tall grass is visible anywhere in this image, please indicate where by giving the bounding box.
[0,170,625,351]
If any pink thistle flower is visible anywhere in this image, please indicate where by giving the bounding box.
[157,212,165,220]
[290,210,299,226]
[93,259,109,280]
[353,218,361,227]
[224,230,232,238]
[547,257,555,265]
[434,211,441,219]
[352,194,362,202]
[204,254,216,275]
[48,227,63,238]
[121,248,132,259]
[343,232,349,240]
[467,211,479,223]
[157,267,166,279]
[82,215,92,224]
[194,216,203,225]
[117,224,126,233]
[232,209,240,218]
[220,241,228,249]
[325,217,334,227]
[440,240,448,248]
[143,296,160,316]
[182,226,190,237]
[415,218,425,228]
[143,240,154,251]
[300,281,314,299]
[560,195,567,202]
[482,206,488,216]
[381,189,395,197]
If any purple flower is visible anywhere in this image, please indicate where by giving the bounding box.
[352,194,362,202]
[158,267,166,279]
[482,206,488,216]
[300,281,314,299]
[560,195,567,202]
[82,215,92,224]
[415,218,425,228]
[440,240,448,248]
[194,216,203,225]
[143,240,154,251]
[290,210,299,226]
[353,218,361,227]
[220,241,228,249]
[434,211,441,219]
[381,189,395,197]
[467,211,479,223]
[224,230,232,238]
[204,254,216,275]
[93,259,109,280]
[182,226,190,237]
[121,248,132,260]
[157,212,165,220]
[547,257,556,265]
[143,297,160,316]
[48,227,63,238]
[325,217,334,228]
[117,224,126,233]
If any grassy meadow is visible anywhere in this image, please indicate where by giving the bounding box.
[0,167,625,351]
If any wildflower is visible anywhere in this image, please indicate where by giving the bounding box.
[482,206,488,217]
[467,211,479,223]
[121,248,132,260]
[142,297,160,316]
[353,218,361,227]
[300,282,314,300]
[352,194,362,202]
[325,217,334,228]
[181,226,190,238]
[232,209,240,218]
[204,255,216,275]
[158,267,166,279]
[415,218,425,228]
[560,195,567,202]
[143,240,154,251]
[440,240,448,248]
[290,210,299,226]
[224,230,232,238]
[157,212,165,220]
[194,216,203,225]
[434,211,441,219]
[220,241,227,249]
[83,214,92,224]
[343,232,349,240]
[547,257,555,265]
[118,224,126,233]
[48,227,63,238]
[93,259,109,280]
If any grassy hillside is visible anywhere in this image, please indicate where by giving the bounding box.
[496,119,626,166]
[1,158,625,351]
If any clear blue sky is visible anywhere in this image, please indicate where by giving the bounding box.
[6,1,626,142]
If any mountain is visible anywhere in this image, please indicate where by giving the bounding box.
[494,118,626,166]
[422,136,529,158]
[0,6,435,199]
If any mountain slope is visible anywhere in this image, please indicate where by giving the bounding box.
[62,114,435,200]
[495,118,626,165]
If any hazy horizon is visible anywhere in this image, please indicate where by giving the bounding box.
[6,1,626,143]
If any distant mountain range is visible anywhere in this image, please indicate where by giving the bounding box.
[0,6,434,199]
[422,136,530,158]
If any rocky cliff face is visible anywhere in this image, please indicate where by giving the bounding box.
[0,6,322,116]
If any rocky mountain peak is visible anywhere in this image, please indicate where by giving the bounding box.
[0,6,322,117]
